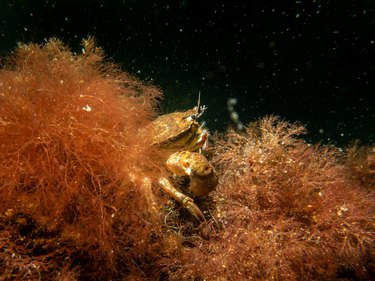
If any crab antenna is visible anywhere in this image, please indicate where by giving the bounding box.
[195,91,207,118]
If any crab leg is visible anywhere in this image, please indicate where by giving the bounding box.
[129,173,160,219]
[159,177,206,222]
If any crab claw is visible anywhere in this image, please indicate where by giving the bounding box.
[166,151,218,197]
[182,197,206,222]
[159,177,206,222]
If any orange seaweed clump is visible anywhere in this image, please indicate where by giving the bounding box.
[0,38,167,280]
[160,116,374,280]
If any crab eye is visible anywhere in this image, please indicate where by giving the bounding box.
[186,115,197,122]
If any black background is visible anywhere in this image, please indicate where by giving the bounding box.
[1,0,374,145]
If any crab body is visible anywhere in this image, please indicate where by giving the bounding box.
[148,105,218,222]
[150,108,208,151]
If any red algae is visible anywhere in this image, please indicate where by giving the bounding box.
[0,40,374,280]
[160,116,374,281]
[0,38,166,280]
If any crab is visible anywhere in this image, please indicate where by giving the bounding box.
[143,104,218,223]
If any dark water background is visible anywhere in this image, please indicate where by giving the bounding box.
[0,0,374,146]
